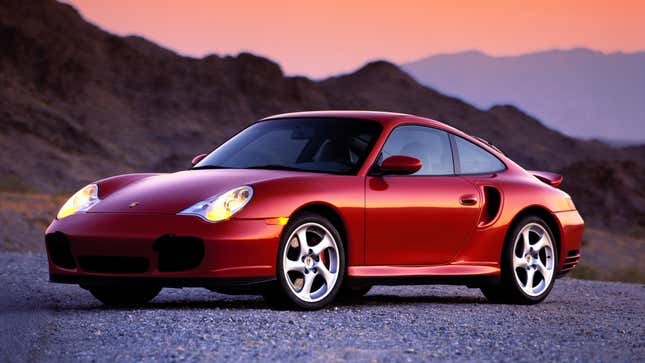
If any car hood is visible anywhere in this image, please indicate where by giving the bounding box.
[89,169,305,214]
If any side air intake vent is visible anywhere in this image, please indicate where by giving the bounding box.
[478,186,502,227]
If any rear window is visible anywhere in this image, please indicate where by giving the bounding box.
[453,135,506,174]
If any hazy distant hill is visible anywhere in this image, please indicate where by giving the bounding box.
[0,0,643,280]
[402,49,645,143]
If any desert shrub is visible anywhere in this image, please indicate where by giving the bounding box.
[569,263,601,280]
[0,176,32,192]
[608,267,645,284]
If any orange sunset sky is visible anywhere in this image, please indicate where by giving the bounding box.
[64,0,645,78]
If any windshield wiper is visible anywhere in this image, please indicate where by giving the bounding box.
[193,164,311,172]
[191,165,230,170]
[245,164,309,172]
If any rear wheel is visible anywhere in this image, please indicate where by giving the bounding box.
[264,213,345,310]
[87,286,161,306]
[481,216,557,304]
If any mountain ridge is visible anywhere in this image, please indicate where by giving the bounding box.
[402,48,645,142]
[413,48,645,61]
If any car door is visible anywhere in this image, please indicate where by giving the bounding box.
[450,133,508,226]
[365,125,481,265]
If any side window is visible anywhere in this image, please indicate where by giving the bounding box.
[453,135,506,174]
[380,125,454,175]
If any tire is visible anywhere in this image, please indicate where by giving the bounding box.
[481,215,558,304]
[88,285,161,306]
[264,212,346,310]
[337,284,372,302]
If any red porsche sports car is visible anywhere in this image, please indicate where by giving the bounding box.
[45,111,583,309]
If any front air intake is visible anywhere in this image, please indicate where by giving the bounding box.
[153,235,205,272]
[45,232,76,269]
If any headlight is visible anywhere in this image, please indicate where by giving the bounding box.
[178,186,253,222]
[57,184,101,219]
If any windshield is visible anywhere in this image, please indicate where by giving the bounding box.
[193,118,383,175]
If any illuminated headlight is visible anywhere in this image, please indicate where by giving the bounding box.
[179,186,253,222]
[57,184,101,219]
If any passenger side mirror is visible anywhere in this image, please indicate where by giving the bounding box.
[191,153,208,166]
[379,155,422,175]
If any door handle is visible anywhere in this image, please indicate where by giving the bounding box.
[459,194,478,206]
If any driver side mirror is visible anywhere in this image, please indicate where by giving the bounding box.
[191,153,208,166]
[379,155,422,175]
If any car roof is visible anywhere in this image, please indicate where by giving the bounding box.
[260,110,512,167]
[263,110,405,122]
[262,110,464,134]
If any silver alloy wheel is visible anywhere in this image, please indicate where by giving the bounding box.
[282,222,340,303]
[512,223,555,296]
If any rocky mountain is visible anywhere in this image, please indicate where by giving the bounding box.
[402,49,645,143]
[1,0,643,278]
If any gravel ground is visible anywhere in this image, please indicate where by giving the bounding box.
[0,253,643,362]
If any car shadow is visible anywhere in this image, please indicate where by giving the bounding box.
[48,293,490,312]
[52,297,268,312]
[339,294,488,306]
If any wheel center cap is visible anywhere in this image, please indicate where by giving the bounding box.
[526,255,532,263]
[304,256,314,268]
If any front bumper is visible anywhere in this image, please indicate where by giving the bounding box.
[49,274,275,291]
[45,213,283,285]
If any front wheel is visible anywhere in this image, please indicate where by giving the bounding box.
[87,286,161,306]
[264,213,346,310]
[481,216,557,304]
